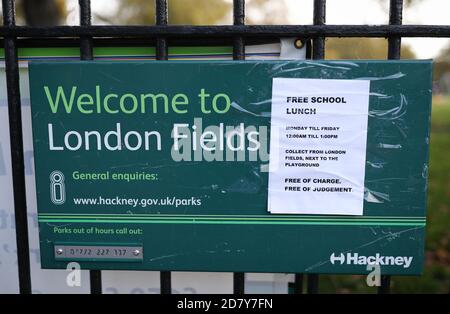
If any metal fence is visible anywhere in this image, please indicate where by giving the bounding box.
[1,0,449,294]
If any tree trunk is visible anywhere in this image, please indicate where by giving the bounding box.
[22,0,62,26]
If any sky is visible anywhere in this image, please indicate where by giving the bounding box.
[285,0,450,59]
[68,0,450,59]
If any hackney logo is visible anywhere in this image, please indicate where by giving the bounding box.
[330,252,413,269]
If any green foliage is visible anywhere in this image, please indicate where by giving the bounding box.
[326,38,416,60]
[168,0,230,25]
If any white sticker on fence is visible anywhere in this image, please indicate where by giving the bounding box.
[268,78,370,215]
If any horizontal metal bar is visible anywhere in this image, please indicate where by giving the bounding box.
[0,37,281,49]
[0,25,449,38]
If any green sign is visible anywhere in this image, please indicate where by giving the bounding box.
[30,60,432,274]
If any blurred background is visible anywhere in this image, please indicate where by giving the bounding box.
[0,0,448,293]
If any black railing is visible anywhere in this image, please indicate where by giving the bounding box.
[2,0,31,296]
[1,0,449,294]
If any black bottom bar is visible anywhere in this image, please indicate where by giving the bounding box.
[378,275,391,294]
[89,270,102,294]
[233,272,245,294]
[307,274,319,294]
[160,271,172,294]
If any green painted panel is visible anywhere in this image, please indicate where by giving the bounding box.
[29,60,432,274]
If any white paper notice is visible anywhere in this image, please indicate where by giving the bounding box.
[268,78,370,215]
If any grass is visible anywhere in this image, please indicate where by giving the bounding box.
[316,95,450,293]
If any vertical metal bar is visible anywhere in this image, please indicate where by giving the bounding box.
[312,0,326,59]
[378,1,403,294]
[160,271,172,294]
[89,271,102,294]
[155,0,171,294]
[388,0,403,59]
[307,274,319,294]
[232,0,245,294]
[233,0,245,60]
[305,39,313,59]
[294,274,304,294]
[79,0,102,294]
[378,275,391,294]
[2,0,32,294]
[79,0,93,60]
[233,272,245,294]
[307,1,326,293]
[156,0,168,60]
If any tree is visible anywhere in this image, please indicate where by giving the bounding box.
[326,38,416,60]
[436,44,450,63]
[433,43,450,86]
[14,0,66,26]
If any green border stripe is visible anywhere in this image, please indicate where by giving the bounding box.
[38,213,425,219]
[38,215,424,222]
[38,218,425,226]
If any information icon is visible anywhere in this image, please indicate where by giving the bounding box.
[50,170,65,205]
